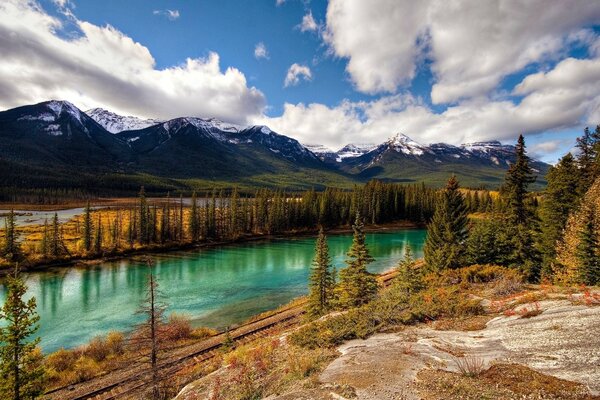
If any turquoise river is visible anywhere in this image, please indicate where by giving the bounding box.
[0,229,426,352]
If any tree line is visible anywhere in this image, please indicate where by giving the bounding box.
[422,128,600,285]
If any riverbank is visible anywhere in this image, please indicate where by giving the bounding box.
[1,220,423,276]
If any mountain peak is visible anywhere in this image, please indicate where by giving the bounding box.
[86,108,162,133]
[386,133,426,156]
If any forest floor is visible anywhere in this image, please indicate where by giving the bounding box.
[176,286,600,400]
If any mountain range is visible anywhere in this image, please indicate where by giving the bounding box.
[0,100,550,194]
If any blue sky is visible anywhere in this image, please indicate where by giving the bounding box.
[3,0,600,162]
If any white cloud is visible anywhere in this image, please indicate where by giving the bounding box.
[153,9,180,21]
[299,11,318,32]
[324,0,600,102]
[276,0,286,6]
[254,42,269,60]
[258,56,600,150]
[0,0,265,124]
[284,63,312,87]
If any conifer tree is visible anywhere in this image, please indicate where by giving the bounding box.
[82,201,92,252]
[575,126,598,195]
[135,259,166,400]
[138,187,149,245]
[423,175,468,271]
[189,191,200,242]
[94,214,102,254]
[335,213,378,308]
[2,210,21,262]
[393,246,423,295]
[0,266,46,400]
[575,207,600,285]
[307,228,335,317]
[503,135,536,226]
[539,153,579,277]
[49,213,66,257]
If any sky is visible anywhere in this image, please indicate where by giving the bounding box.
[1,1,600,162]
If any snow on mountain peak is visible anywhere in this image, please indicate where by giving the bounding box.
[86,108,162,133]
[387,133,426,156]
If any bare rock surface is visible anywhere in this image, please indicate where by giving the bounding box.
[313,299,599,399]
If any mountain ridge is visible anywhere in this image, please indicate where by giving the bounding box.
[0,100,551,193]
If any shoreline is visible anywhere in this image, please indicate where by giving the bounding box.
[2,220,423,276]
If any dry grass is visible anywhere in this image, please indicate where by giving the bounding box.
[452,356,486,377]
[418,363,596,400]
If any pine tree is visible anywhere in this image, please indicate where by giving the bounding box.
[575,126,598,195]
[575,207,600,285]
[2,210,21,262]
[49,213,66,257]
[189,191,200,242]
[94,214,102,254]
[393,246,423,295]
[135,259,166,400]
[539,153,579,277]
[335,213,378,308]
[0,266,46,400]
[503,135,536,226]
[307,228,335,317]
[82,201,92,252]
[138,187,149,245]
[423,176,468,271]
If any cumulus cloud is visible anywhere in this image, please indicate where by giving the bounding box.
[254,42,269,60]
[153,9,180,21]
[299,11,318,32]
[258,56,600,150]
[324,0,600,102]
[284,63,312,87]
[0,0,265,124]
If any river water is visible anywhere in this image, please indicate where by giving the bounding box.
[0,229,426,352]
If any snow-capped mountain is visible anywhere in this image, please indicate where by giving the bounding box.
[336,143,378,161]
[85,108,163,133]
[0,100,551,191]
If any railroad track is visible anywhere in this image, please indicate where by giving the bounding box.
[44,306,305,400]
[44,266,411,400]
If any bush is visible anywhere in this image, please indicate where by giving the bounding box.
[84,336,111,362]
[73,356,101,383]
[46,348,79,372]
[163,313,193,342]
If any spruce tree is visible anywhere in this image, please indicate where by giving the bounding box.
[575,207,600,285]
[393,246,423,295]
[307,228,335,317]
[335,213,378,308]
[49,213,66,257]
[423,175,468,271]
[0,266,46,400]
[2,210,21,262]
[82,201,92,252]
[575,126,598,195]
[189,191,200,242]
[539,153,579,277]
[138,187,149,245]
[503,135,536,226]
[94,214,102,254]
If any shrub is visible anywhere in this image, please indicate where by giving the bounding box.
[453,355,486,377]
[163,313,193,342]
[84,336,111,362]
[73,356,101,383]
[45,348,79,372]
[106,331,125,355]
